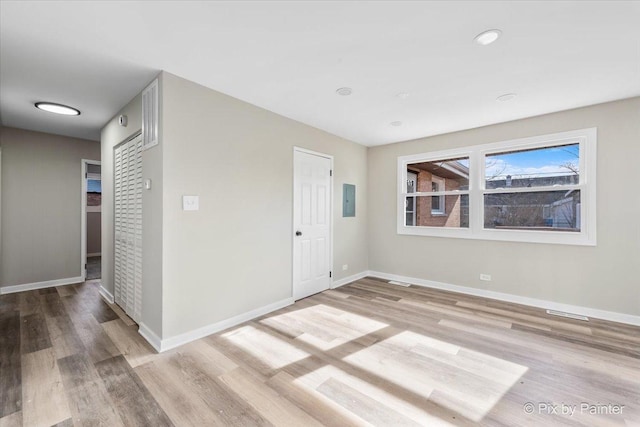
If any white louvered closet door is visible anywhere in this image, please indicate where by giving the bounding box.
[114,134,143,322]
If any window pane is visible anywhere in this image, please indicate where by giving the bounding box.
[405,195,469,228]
[87,179,102,207]
[407,172,417,193]
[431,195,442,212]
[87,179,102,193]
[405,196,415,226]
[407,157,469,192]
[485,143,579,189]
[484,190,580,231]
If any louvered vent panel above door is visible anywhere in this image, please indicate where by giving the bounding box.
[114,134,143,323]
[142,79,158,150]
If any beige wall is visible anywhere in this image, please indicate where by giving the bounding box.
[0,126,100,287]
[368,97,640,316]
[161,72,368,338]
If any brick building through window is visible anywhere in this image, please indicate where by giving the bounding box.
[406,159,469,227]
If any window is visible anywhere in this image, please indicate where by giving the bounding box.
[397,128,596,245]
[431,176,445,215]
[404,156,469,228]
[87,174,102,213]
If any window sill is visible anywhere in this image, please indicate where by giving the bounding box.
[398,225,595,246]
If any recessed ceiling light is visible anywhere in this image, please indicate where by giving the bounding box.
[496,93,517,102]
[35,102,81,116]
[390,121,403,127]
[336,87,353,96]
[474,29,502,46]
[396,92,410,99]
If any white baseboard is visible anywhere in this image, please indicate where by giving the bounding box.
[87,252,102,257]
[368,271,640,327]
[332,270,370,289]
[0,276,84,295]
[152,297,295,353]
[99,286,115,304]
[138,323,162,353]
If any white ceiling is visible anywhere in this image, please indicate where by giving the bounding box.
[1,1,639,145]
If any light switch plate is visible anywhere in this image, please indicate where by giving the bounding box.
[183,195,199,211]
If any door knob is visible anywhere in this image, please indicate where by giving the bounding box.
[296,231,302,236]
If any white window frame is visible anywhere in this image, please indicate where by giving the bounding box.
[430,176,446,215]
[397,128,597,246]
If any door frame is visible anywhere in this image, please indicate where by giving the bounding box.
[292,146,334,299]
[80,159,102,281]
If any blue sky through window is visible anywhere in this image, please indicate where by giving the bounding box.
[486,144,579,180]
[87,179,102,193]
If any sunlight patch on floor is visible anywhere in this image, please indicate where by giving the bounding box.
[343,331,528,421]
[261,304,388,350]
[297,365,456,426]
[221,325,309,369]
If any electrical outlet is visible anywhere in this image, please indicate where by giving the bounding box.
[342,264,348,271]
[480,274,491,281]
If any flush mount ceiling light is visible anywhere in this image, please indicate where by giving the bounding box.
[496,93,517,102]
[396,92,410,99]
[35,102,81,116]
[474,29,502,46]
[336,87,353,96]
[390,121,403,127]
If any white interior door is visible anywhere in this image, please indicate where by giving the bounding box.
[114,134,143,322]
[293,149,332,300]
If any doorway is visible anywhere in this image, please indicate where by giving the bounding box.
[81,159,102,281]
[113,134,143,322]
[292,148,333,300]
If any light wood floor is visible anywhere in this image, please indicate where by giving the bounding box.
[1,277,639,426]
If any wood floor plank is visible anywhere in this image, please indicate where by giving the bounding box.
[20,312,52,354]
[60,301,120,363]
[105,302,136,326]
[455,300,594,335]
[44,312,85,360]
[94,355,173,427]
[136,355,271,427]
[41,293,66,318]
[0,294,18,315]
[18,291,42,317]
[163,351,272,426]
[219,367,324,427]
[317,377,422,426]
[57,353,124,427]
[87,298,120,324]
[101,320,156,368]
[135,361,225,426]
[171,339,238,377]
[55,286,77,297]
[0,311,21,418]
[266,371,368,427]
[512,323,640,359]
[0,411,22,427]
[50,419,74,427]
[21,347,71,427]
